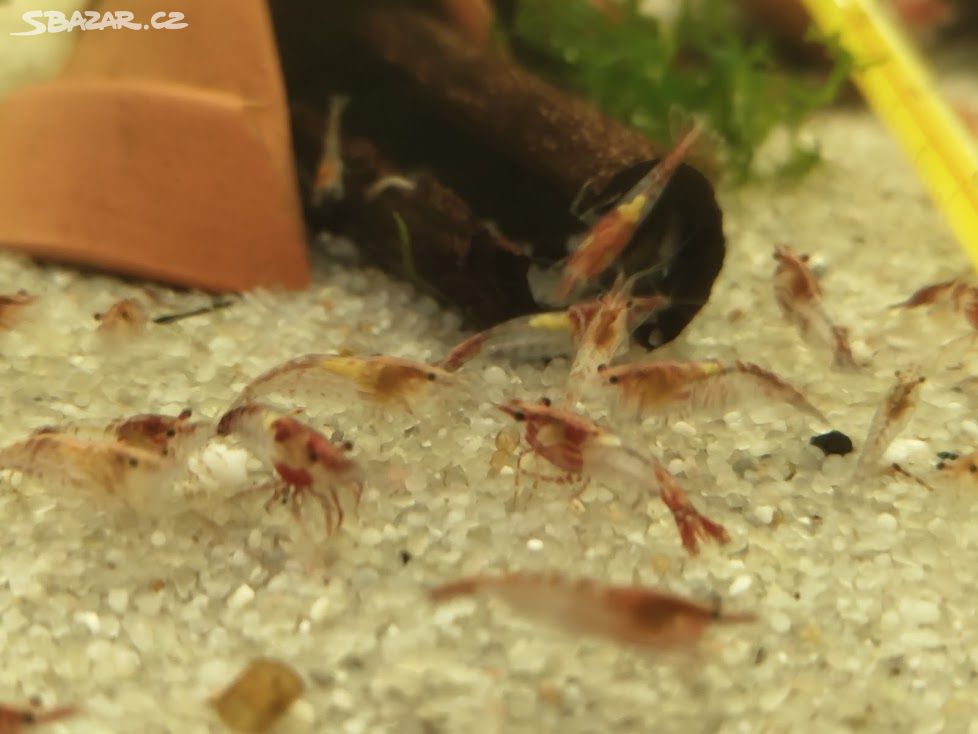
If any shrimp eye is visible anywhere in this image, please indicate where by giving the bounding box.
[427,372,438,382]
[597,363,608,372]
[165,429,177,438]
[308,447,319,462]
[94,312,103,321]
[937,462,946,470]
[343,440,354,451]
[608,375,620,384]
[540,397,552,407]
[513,411,526,422]
[129,458,139,467]
[971,464,977,473]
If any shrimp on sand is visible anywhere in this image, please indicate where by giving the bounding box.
[0,290,36,331]
[217,404,363,533]
[108,409,209,460]
[233,354,455,412]
[597,360,827,423]
[497,398,728,554]
[430,572,753,649]
[773,245,857,369]
[0,433,167,500]
[851,370,926,482]
[0,703,76,734]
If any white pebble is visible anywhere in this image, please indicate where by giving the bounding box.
[884,438,929,464]
[107,589,130,614]
[672,421,697,437]
[74,611,101,635]
[150,531,166,547]
[226,584,255,609]
[483,365,509,386]
[728,575,753,596]
[310,597,331,623]
[526,538,544,552]
[876,513,898,532]
[898,598,941,625]
[770,612,791,633]
[900,628,942,649]
[753,506,775,525]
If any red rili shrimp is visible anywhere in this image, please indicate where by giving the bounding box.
[234,354,455,411]
[430,572,753,648]
[497,398,728,553]
[0,290,35,330]
[109,409,207,459]
[217,404,363,532]
[438,289,667,374]
[773,245,857,369]
[892,278,978,333]
[936,449,978,480]
[0,704,76,734]
[0,433,166,498]
[852,370,926,482]
[554,128,700,302]
[94,298,147,335]
[313,96,349,205]
[597,360,827,423]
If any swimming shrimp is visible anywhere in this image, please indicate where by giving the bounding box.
[234,354,455,412]
[217,404,363,532]
[892,278,978,331]
[0,703,76,734]
[851,370,926,482]
[430,572,753,649]
[497,398,728,554]
[554,128,700,302]
[597,360,827,423]
[773,245,857,369]
[438,289,668,373]
[0,290,35,330]
[313,95,349,205]
[0,433,167,499]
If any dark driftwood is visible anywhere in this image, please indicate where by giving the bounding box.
[271,2,725,343]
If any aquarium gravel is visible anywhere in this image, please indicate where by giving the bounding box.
[4,23,978,734]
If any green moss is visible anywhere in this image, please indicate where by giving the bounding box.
[508,0,852,181]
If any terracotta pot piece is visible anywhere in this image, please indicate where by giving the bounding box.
[0,0,309,291]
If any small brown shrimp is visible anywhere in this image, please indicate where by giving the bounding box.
[892,278,978,337]
[851,370,926,482]
[218,404,363,532]
[313,95,349,205]
[555,128,700,302]
[0,290,36,331]
[0,704,76,734]
[773,245,857,369]
[0,433,166,499]
[937,449,978,480]
[497,398,728,553]
[234,354,455,412]
[94,298,147,336]
[598,359,827,423]
[109,409,206,459]
[430,572,753,649]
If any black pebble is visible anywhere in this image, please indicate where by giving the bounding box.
[399,550,412,565]
[810,430,854,456]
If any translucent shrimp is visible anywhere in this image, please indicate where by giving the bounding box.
[94,298,147,336]
[0,290,35,330]
[313,95,349,205]
[936,449,978,481]
[597,360,827,424]
[108,409,210,460]
[0,433,168,500]
[773,245,857,369]
[233,354,455,412]
[851,370,926,482]
[217,404,363,532]
[554,127,700,302]
[438,290,667,374]
[430,572,753,649]
[892,278,978,335]
[497,398,728,554]
[0,703,76,734]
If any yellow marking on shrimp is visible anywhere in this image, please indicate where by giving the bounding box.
[527,312,573,332]
[617,193,648,225]
[318,356,366,381]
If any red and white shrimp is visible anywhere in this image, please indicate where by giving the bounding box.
[108,409,209,460]
[430,572,753,648]
[0,291,35,331]
[0,433,167,499]
[597,359,827,423]
[234,354,456,412]
[773,245,857,369]
[313,96,349,205]
[438,289,667,374]
[852,370,926,482]
[217,404,363,532]
[94,298,148,336]
[0,703,76,734]
[554,128,700,302]
[497,398,728,554]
